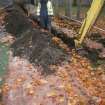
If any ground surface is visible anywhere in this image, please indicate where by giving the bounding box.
[0,6,105,105]
[4,9,69,74]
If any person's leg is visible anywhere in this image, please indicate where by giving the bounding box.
[31,0,35,5]
[40,16,46,29]
[44,16,48,29]
[44,16,51,31]
[47,16,51,32]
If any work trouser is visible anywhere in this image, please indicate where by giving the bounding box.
[40,15,51,31]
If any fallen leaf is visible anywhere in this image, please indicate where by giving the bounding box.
[39,79,48,84]
[47,91,57,97]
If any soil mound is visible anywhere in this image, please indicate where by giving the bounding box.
[4,8,69,74]
[12,29,68,74]
[4,5,32,37]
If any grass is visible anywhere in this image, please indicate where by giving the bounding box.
[0,43,9,85]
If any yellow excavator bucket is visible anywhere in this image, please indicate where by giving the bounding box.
[75,0,105,47]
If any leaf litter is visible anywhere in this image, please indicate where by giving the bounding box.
[0,10,105,105]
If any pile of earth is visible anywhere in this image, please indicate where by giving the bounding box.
[4,6,69,74]
[4,5,33,37]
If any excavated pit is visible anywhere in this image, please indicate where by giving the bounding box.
[4,7,69,74]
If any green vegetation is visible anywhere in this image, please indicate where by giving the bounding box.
[0,43,9,85]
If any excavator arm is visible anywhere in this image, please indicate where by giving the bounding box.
[75,0,105,47]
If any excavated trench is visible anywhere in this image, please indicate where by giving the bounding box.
[4,7,105,72]
[53,17,105,67]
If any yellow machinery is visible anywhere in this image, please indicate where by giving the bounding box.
[75,0,105,47]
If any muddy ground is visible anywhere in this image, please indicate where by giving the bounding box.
[0,4,105,105]
[4,6,69,74]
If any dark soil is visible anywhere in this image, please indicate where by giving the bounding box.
[4,8,69,74]
[11,29,68,74]
[4,5,32,37]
